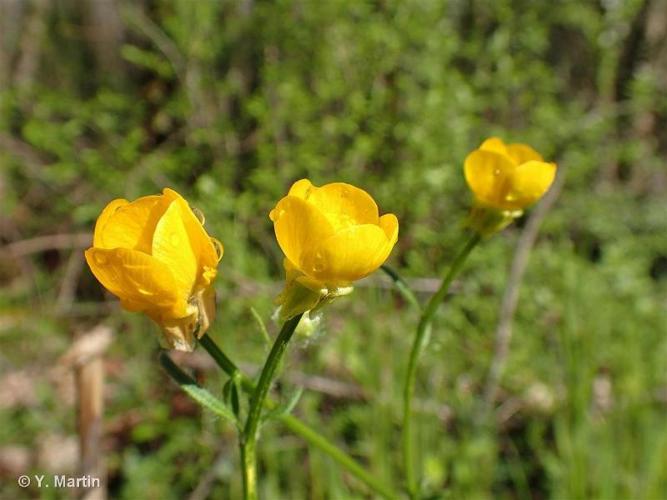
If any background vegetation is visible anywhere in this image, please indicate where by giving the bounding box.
[1,0,666,498]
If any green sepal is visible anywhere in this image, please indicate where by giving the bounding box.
[466,203,522,237]
[276,278,324,321]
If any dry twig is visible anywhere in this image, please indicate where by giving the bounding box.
[60,325,113,500]
[1,233,92,257]
[480,165,568,420]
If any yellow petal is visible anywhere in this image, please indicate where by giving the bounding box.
[147,283,216,352]
[270,195,336,267]
[307,182,379,230]
[506,143,544,164]
[301,224,395,284]
[287,178,315,198]
[284,179,380,230]
[93,199,129,248]
[85,247,187,318]
[151,199,199,300]
[162,188,220,287]
[379,213,399,247]
[464,149,517,209]
[479,137,509,158]
[508,161,557,208]
[94,195,165,252]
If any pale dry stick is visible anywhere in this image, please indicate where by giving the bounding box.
[361,274,458,295]
[0,0,23,90]
[56,251,85,312]
[0,133,49,175]
[14,0,49,88]
[59,326,113,500]
[176,351,454,417]
[120,3,186,81]
[480,165,568,420]
[187,447,230,500]
[1,233,92,257]
[120,2,213,140]
[84,0,124,74]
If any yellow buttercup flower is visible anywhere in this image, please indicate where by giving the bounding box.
[464,137,557,235]
[269,179,398,319]
[464,137,557,211]
[85,188,223,351]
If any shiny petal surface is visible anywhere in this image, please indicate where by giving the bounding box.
[301,224,394,283]
[285,179,379,230]
[306,182,379,229]
[379,213,399,246]
[162,188,220,287]
[464,149,517,208]
[151,199,198,299]
[85,247,187,318]
[507,143,544,164]
[93,199,129,248]
[94,195,165,252]
[509,161,557,208]
[287,178,315,199]
[479,137,509,158]
[270,195,336,266]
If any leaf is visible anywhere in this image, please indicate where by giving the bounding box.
[223,376,241,418]
[380,264,421,310]
[249,306,271,347]
[159,352,238,426]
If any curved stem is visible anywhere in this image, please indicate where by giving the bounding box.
[244,314,302,441]
[199,333,240,377]
[381,264,422,310]
[241,314,302,499]
[198,331,397,499]
[402,232,481,497]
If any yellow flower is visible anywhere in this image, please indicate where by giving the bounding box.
[84,188,223,351]
[464,137,557,212]
[269,179,398,319]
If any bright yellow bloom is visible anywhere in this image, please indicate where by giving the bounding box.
[270,179,398,318]
[85,188,222,351]
[464,137,557,212]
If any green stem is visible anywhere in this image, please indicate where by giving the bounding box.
[402,232,481,497]
[244,314,302,440]
[199,333,240,377]
[199,330,397,499]
[240,438,257,500]
[241,314,302,499]
[381,264,422,311]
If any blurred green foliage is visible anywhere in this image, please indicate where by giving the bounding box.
[1,0,666,498]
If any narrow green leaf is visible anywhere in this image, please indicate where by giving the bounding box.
[159,352,238,425]
[250,306,272,347]
[380,264,421,310]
